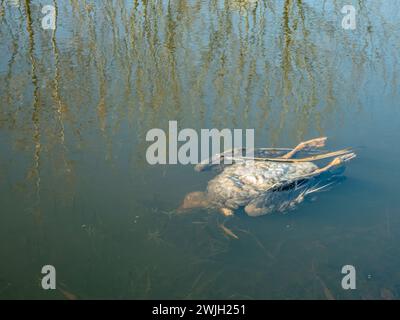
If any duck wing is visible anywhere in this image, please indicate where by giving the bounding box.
[244,174,344,217]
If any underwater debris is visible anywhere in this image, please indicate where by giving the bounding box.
[192,221,208,225]
[380,288,395,300]
[320,281,335,300]
[236,228,276,261]
[311,261,335,300]
[184,271,205,299]
[160,210,176,219]
[147,230,163,244]
[219,223,239,240]
[58,285,78,300]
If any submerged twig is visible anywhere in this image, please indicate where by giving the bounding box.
[236,228,276,261]
[229,148,353,163]
[311,261,335,300]
[58,283,78,300]
[219,223,239,240]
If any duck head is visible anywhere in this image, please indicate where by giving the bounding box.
[177,191,208,212]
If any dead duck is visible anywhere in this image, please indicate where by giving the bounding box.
[178,137,356,217]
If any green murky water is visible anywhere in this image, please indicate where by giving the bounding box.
[1,0,400,299]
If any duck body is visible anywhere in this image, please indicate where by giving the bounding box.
[179,137,355,217]
[205,161,318,215]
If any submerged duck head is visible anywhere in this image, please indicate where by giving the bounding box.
[178,191,208,212]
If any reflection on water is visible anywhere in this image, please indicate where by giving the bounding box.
[0,0,400,299]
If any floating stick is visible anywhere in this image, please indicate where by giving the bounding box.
[228,148,353,163]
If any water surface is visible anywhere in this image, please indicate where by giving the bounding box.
[1,0,400,299]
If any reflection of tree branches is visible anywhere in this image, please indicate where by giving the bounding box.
[24,0,42,223]
[1,0,398,180]
[2,9,20,123]
[51,1,75,203]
